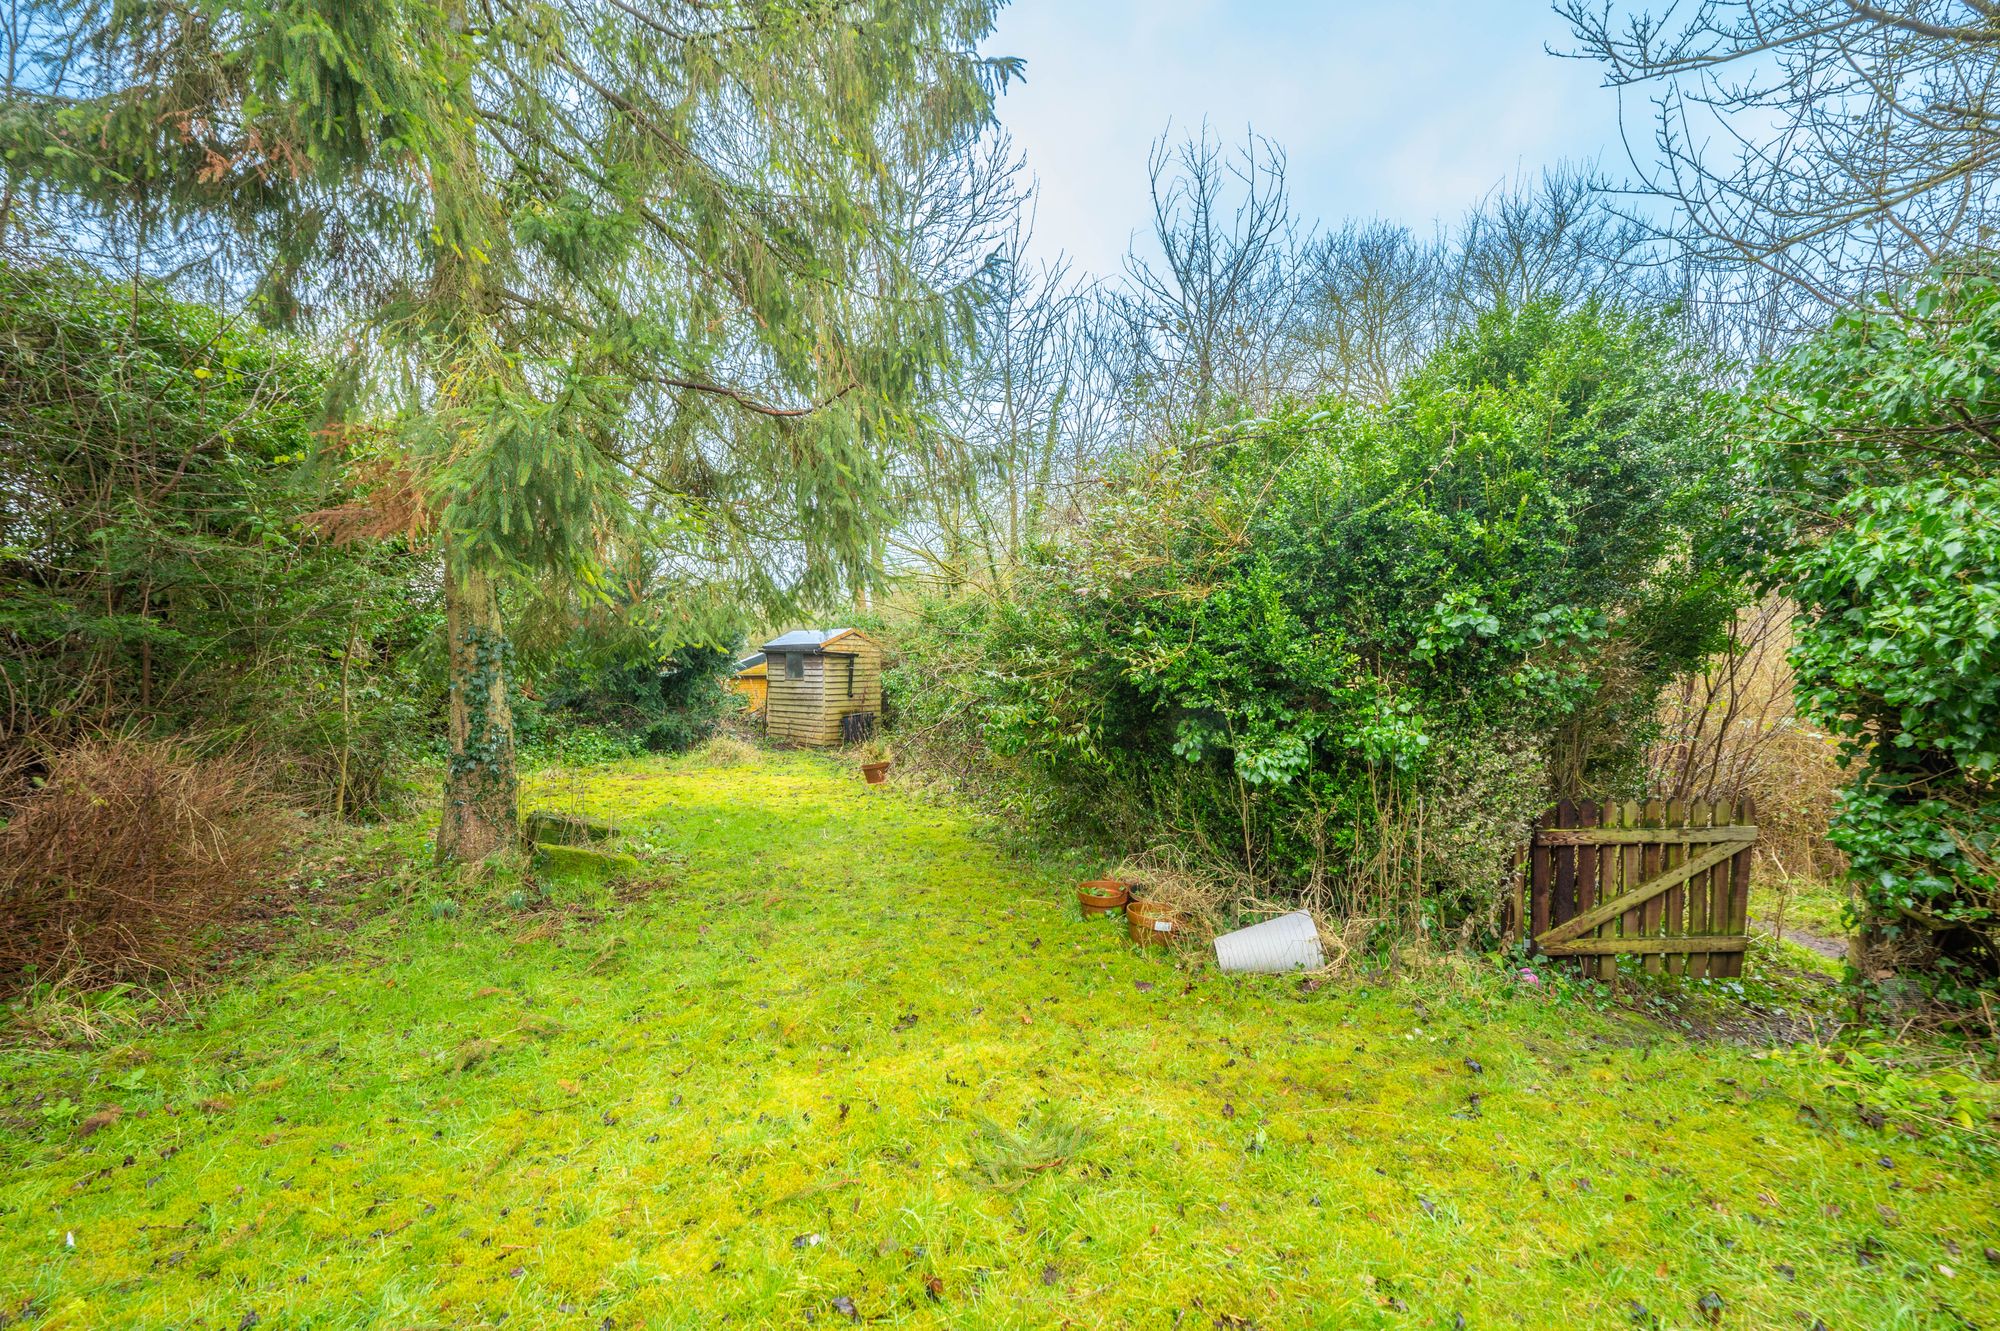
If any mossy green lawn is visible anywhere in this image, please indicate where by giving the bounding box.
[3,752,1996,1329]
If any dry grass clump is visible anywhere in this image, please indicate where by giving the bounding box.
[1113,845,1388,977]
[1308,912,1381,976]
[695,735,760,768]
[1113,845,1387,976]
[0,736,290,989]
[2,960,187,1047]
[1647,597,1847,884]
[1110,845,1240,941]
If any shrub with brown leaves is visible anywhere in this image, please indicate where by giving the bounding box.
[0,737,291,988]
[1646,598,1846,885]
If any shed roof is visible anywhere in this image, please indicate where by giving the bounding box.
[760,628,862,653]
[735,652,767,673]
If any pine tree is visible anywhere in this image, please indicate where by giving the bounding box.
[5,0,1014,858]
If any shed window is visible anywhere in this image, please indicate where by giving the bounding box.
[785,653,804,681]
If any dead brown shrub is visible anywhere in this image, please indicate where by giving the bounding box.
[695,735,760,767]
[0,736,291,989]
[1646,597,1847,885]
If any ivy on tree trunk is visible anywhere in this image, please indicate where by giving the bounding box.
[437,559,517,862]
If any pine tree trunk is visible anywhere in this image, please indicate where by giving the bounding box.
[436,558,518,863]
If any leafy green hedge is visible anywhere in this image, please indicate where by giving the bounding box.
[517,640,739,759]
[1746,271,2000,1001]
[0,261,438,813]
[895,301,1741,933]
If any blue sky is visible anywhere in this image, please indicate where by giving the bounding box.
[985,1,1635,275]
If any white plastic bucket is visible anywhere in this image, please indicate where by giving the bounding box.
[1213,911,1323,974]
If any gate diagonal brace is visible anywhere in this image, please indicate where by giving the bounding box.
[1534,839,1755,952]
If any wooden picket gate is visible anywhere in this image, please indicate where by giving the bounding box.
[1520,798,1757,979]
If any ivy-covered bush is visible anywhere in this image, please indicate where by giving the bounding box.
[1745,269,2000,1002]
[895,301,1741,934]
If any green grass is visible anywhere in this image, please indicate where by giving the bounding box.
[1758,875,1857,944]
[3,750,1997,1329]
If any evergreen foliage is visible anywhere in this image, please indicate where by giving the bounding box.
[4,0,1015,856]
[519,636,737,759]
[0,259,436,812]
[895,301,1742,932]
[1745,267,2000,1000]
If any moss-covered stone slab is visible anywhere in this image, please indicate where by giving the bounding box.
[523,809,622,846]
[530,841,643,881]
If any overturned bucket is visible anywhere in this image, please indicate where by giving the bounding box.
[1212,912,1322,974]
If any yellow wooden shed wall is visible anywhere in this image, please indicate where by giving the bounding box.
[728,670,767,712]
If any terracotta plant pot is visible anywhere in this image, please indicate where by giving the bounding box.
[1076,880,1130,916]
[861,760,892,784]
[1126,898,1185,946]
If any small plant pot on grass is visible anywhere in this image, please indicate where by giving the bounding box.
[860,760,892,784]
[1076,880,1130,917]
[1126,898,1185,947]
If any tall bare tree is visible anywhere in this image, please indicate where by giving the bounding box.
[1450,164,1655,310]
[1295,165,1672,403]
[1296,220,1448,403]
[1562,0,2000,312]
[898,207,1126,589]
[905,138,1738,598]
[1119,127,1307,431]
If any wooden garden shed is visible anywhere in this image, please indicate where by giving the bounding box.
[760,628,883,747]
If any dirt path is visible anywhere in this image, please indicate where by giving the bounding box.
[1756,916,1848,960]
